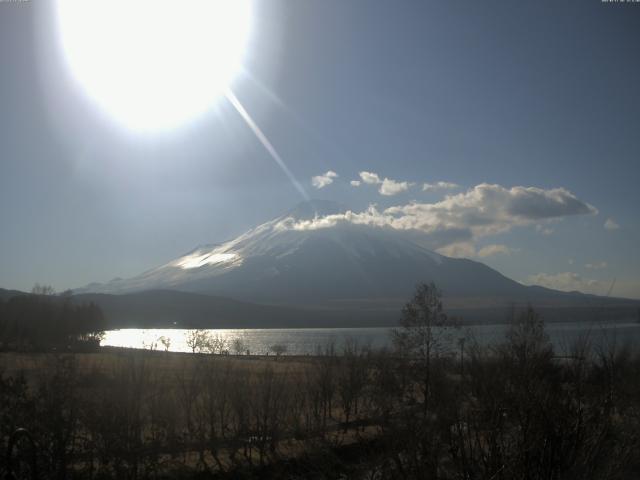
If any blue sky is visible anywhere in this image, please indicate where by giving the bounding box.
[0,0,639,298]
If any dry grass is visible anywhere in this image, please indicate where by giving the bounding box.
[0,347,314,379]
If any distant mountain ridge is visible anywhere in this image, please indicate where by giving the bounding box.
[2,286,637,329]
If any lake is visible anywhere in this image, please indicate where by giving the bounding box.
[102,320,640,355]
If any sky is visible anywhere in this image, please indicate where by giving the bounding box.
[0,0,639,298]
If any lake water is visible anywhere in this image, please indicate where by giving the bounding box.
[102,320,640,356]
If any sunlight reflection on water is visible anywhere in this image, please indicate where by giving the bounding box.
[102,321,640,356]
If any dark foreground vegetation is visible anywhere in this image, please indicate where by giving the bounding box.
[1,283,640,479]
[0,285,106,352]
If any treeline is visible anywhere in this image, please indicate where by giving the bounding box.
[1,284,640,479]
[0,285,106,351]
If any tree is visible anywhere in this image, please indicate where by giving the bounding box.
[158,336,171,352]
[338,338,368,431]
[31,284,56,296]
[392,282,457,412]
[0,287,106,350]
[232,337,246,356]
[185,330,211,354]
[503,304,553,370]
[270,344,287,359]
[207,334,228,355]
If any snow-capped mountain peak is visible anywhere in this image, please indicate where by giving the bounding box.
[76,200,533,305]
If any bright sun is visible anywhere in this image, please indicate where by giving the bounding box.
[56,0,252,132]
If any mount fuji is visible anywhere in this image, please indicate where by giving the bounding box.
[76,200,638,326]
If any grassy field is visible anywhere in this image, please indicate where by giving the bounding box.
[0,347,314,379]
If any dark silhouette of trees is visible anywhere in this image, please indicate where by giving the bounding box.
[337,338,368,431]
[0,285,106,350]
[392,282,458,412]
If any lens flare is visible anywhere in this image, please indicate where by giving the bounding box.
[226,88,309,200]
[56,0,252,131]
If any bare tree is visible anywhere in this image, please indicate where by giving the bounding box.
[207,334,228,355]
[232,337,246,356]
[31,283,56,296]
[158,336,171,352]
[392,282,458,412]
[185,329,211,354]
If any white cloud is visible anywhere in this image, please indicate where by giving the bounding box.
[350,180,361,187]
[525,272,603,294]
[359,171,381,185]
[585,261,608,270]
[311,170,338,189]
[358,171,413,196]
[383,184,597,237]
[278,204,395,232]
[604,218,620,230]
[436,242,477,258]
[477,244,514,258]
[277,183,597,257]
[423,181,460,192]
[379,178,411,196]
[436,243,516,259]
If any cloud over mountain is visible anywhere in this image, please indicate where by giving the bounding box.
[385,184,597,235]
[356,171,413,196]
[278,183,597,251]
[311,170,338,189]
[477,244,514,258]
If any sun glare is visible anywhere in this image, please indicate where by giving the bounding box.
[56,0,252,132]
